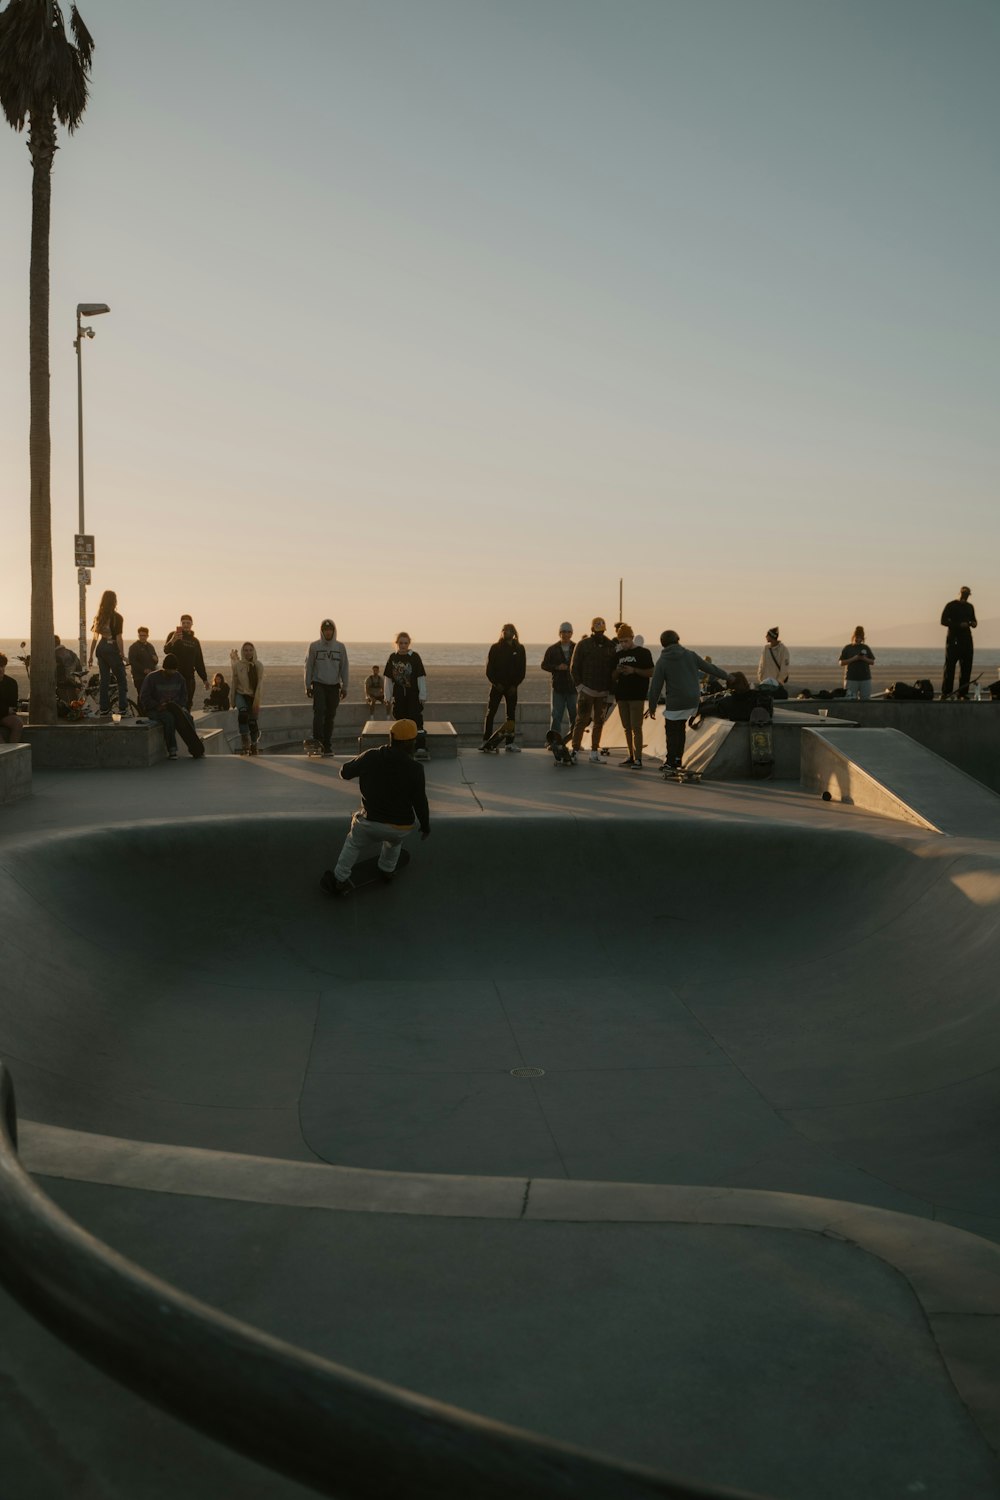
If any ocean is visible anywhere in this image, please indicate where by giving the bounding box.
[0,639,980,669]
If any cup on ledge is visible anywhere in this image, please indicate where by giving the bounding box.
[818,708,829,718]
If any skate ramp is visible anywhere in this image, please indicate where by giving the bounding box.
[3,814,1000,1226]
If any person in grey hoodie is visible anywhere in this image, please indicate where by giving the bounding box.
[647,630,730,771]
[305,619,349,755]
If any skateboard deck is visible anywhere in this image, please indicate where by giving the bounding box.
[748,706,774,779]
[545,730,576,765]
[304,738,325,759]
[320,847,411,897]
[480,718,515,753]
[661,764,701,783]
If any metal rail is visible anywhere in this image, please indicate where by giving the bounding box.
[0,1063,760,1499]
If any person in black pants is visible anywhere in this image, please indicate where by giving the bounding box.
[481,624,526,751]
[941,586,977,699]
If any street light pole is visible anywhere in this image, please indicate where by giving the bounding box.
[73,302,110,662]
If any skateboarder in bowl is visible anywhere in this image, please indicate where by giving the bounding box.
[327,719,430,894]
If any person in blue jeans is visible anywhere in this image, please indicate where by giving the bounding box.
[540,622,577,736]
[139,655,205,759]
[86,589,130,718]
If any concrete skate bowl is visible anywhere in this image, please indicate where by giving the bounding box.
[4,814,1000,1500]
[2,812,1000,1222]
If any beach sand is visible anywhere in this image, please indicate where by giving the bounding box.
[206,659,949,708]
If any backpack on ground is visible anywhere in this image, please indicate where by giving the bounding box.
[886,682,923,700]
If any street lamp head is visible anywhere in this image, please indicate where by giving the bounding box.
[77,303,110,318]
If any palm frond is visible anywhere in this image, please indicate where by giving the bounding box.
[0,0,93,134]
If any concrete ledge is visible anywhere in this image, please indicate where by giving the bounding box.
[0,743,31,802]
[359,719,458,757]
[23,722,168,770]
[196,701,557,754]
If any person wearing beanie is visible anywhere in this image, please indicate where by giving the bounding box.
[540,622,577,736]
[757,627,790,687]
[647,631,730,773]
[612,624,653,768]
[570,616,617,762]
[384,632,430,759]
[325,718,430,894]
[138,653,205,759]
[482,624,526,751]
[305,619,350,755]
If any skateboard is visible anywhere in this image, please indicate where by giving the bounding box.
[545,730,576,765]
[661,763,701,784]
[304,738,325,759]
[748,706,775,779]
[480,718,515,753]
[320,847,411,897]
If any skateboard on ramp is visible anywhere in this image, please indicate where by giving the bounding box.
[480,718,515,753]
[320,848,411,897]
[748,706,774,779]
[303,738,325,759]
[545,730,576,765]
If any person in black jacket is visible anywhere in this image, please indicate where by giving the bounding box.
[540,622,576,736]
[941,585,977,699]
[481,624,526,751]
[164,614,208,709]
[326,719,430,894]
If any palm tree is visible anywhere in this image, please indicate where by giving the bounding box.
[0,0,94,724]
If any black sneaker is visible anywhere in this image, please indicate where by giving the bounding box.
[377,868,395,885]
[619,757,636,767]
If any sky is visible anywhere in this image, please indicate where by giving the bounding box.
[1,0,998,645]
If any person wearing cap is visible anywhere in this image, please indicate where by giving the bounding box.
[941,586,977,699]
[325,719,430,894]
[647,631,730,773]
[540,623,577,736]
[482,624,526,751]
[138,654,205,759]
[757,628,790,687]
[570,617,617,762]
[305,620,350,755]
[612,624,653,768]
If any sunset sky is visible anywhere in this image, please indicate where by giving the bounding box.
[1,0,998,644]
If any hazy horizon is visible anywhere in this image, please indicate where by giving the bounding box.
[2,0,997,642]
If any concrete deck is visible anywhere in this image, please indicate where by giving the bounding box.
[2,751,1000,1497]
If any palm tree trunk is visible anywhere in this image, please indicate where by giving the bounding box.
[28,108,56,725]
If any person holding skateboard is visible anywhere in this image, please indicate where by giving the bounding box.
[481,623,526,752]
[327,719,430,894]
[305,619,349,756]
[647,630,730,775]
[384,632,429,759]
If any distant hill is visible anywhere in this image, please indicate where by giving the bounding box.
[870,617,1000,648]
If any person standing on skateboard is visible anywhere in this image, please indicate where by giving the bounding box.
[305,619,349,756]
[329,719,430,894]
[570,617,617,762]
[540,622,577,737]
[384,632,429,759]
[482,623,526,752]
[647,631,730,773]
[941,586,977,699]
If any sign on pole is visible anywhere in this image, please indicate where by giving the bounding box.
[74,534,95,567]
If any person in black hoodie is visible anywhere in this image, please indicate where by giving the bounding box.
[481,623,526,751]
[164,614,208,709]
[324,718,430,895]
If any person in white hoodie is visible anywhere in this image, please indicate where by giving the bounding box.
[230,642,264,755]
[757,627,790,686]
[305,619,349,755]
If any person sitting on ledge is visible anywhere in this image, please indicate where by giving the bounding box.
[205,672,231,711]
[0,655,22,743]
[139,654,205,760]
